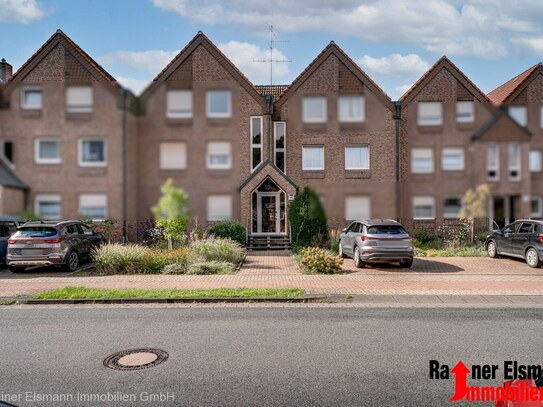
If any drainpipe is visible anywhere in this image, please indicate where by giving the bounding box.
[394,101,401,222]
[120,88,128,244]
[266,95,273,161]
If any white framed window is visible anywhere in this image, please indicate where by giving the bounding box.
[35,138,61,164]
[303,96,326,123]
[508,142,521,181]
[34,194,61,220]
[160,142,187,170]
[79,194,107,219]
[207,195,232,221]
[206,90,231,118]
[345,196,371,220]
[345,146,369,170]
[66,86,93,113]
[166,90,192,118]
[443,197,462,219]
[274,121,286,173]
[206,142,232,170]
[442,148,464,171]
[509,106,527,127]
[79,138,106,167]
[302,146,324,170]
[418,102,442,126]
[413,196,435,219]
[540,106,543,129]
[530,150,542,172]
[338,95,365,123]
[487,143,499,181]
[411,148,434,174]
[21,87,42,110]
[251,116,263,171]
[456,101,474,123]
[531,197,542,217]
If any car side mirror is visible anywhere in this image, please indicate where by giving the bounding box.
[341,228,348,234]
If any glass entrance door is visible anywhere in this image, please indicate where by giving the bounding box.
[258,193,280,234]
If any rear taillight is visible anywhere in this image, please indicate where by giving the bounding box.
[7,239,16,244]
[360,236,367,241]
[539,235,543,244]
[43,238,65,244]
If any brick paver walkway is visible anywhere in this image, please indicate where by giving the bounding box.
[1,254,543,297]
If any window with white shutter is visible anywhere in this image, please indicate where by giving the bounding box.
[207,195,232,221]
[79,194,107,219]
[207,142,232,169]
[345,197,371,220]
[166,90,192,118]
[160,142,187,170]
[66,86,93,113]
[418,102,442,125]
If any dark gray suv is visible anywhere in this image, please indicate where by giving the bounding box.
[7,220,106,273]
[339,219,414,268]
[485,220,543,268]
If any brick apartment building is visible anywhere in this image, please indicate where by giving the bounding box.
[0,30,542,239]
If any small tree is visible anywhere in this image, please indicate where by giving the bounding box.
[288,186,328,249]
[151,178,190,250]
[459,183,490,243]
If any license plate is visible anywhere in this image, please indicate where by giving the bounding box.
[21,249,42,256]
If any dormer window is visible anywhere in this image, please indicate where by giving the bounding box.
[303,96,326,123]
[66,86,93,113]
[21,88,42,110]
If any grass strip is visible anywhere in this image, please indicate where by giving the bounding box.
[32,286,305,300]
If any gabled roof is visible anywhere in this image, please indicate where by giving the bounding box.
[487,63,543,106]
[275,41,394,112]
[239,160,298,191]
[7,29,117,85]
[255,85,289,102]
[400,56,492,106]
[140,32,266,108]
[0,161,28,190]
[472,107,531,142]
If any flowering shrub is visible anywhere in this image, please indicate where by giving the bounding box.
[299,247,343,274]
[190,237,246,264]
[437,220,470,245]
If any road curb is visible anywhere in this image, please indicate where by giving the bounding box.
[20,295,325,305]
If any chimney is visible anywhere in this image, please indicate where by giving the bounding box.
[0,59,13,84]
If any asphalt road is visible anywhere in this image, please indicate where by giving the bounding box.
[0,306,541,406]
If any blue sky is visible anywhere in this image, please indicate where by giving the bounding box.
[2,0,543,99]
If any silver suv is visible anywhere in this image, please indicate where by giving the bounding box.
[7,220,106,273]
[339,220,414,268]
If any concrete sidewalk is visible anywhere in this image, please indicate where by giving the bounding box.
[1,253,543,298]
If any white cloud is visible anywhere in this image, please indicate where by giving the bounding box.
[357,54,430,77]
[116,76,149,96]
[98,50,179,76]
[0,0,45,23]
[510,37,543,55]
[394,84,415,100]
[150,0,543,59]
[218,41,290,85]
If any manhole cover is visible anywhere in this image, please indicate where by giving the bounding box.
[104,348,168,371]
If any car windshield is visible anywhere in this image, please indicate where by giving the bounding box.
[367,225,407,235]
[12,227,58,238]
[0,221,18,237]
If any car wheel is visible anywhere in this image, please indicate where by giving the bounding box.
[353,246,365,268]
[400,259,413,268]
[8,265,25,273]
[487,241,499,258]
[338,242,347,258]
[525,248,542,268]
[64,251,79,272]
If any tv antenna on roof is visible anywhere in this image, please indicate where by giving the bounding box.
[253,25,290,85]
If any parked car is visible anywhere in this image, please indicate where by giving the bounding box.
[485,220,543,268]
[339,219,414,268]
[0,216,25,264]
[6,220,106,273]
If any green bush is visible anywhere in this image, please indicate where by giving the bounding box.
[162,263,187,274]
[92,244,189,274]
[186,261,235,275]
[475,229,491,244]
[208,220,246,246]
[299,247,343,274]
[190,237,246,264]
[413,228,442,247]
[288,187,328,249]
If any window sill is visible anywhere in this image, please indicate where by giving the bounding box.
[166,117,193,126]
[417,125,443,133]
[456,122,475,131]
[207,118,232,126]
[302,171,325,179]
[20,110,42,118]
[344,170,371,179]
[205,169,233,177]
[66,112,93,121]
[302,123,327,132]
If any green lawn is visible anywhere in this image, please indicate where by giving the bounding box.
[32,286,305,300]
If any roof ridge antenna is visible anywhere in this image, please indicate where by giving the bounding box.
[253,25,291,86]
